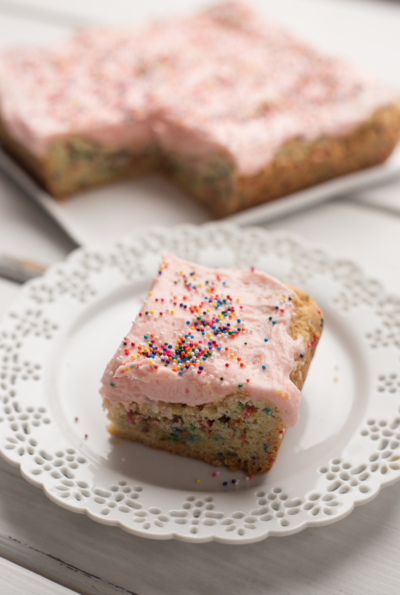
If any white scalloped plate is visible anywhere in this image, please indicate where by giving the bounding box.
[1,224,400,544]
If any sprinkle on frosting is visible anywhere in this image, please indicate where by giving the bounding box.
[0,2,397,176]
[100,254,307,427]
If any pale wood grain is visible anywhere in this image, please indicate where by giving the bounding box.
[0,557,78,595]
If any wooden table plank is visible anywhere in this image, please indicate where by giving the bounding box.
[0,557,78,595]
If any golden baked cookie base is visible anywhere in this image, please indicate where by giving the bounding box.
[0,120,158,198]
[104,285,323,475]
[1,103,400,216]
[165,103,400,217]
[106,398,286,476]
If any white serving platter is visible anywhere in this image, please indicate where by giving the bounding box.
[1,223,400,544]
[1,145,400,246]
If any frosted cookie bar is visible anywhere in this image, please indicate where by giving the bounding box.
[1,2,398,215]
[100,254,323,475]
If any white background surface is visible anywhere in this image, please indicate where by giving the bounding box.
[1,0,400,593]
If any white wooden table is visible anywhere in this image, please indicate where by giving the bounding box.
[1,1,400,593]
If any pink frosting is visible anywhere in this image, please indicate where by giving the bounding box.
[0,2,397,175]
[100,254,306,427]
